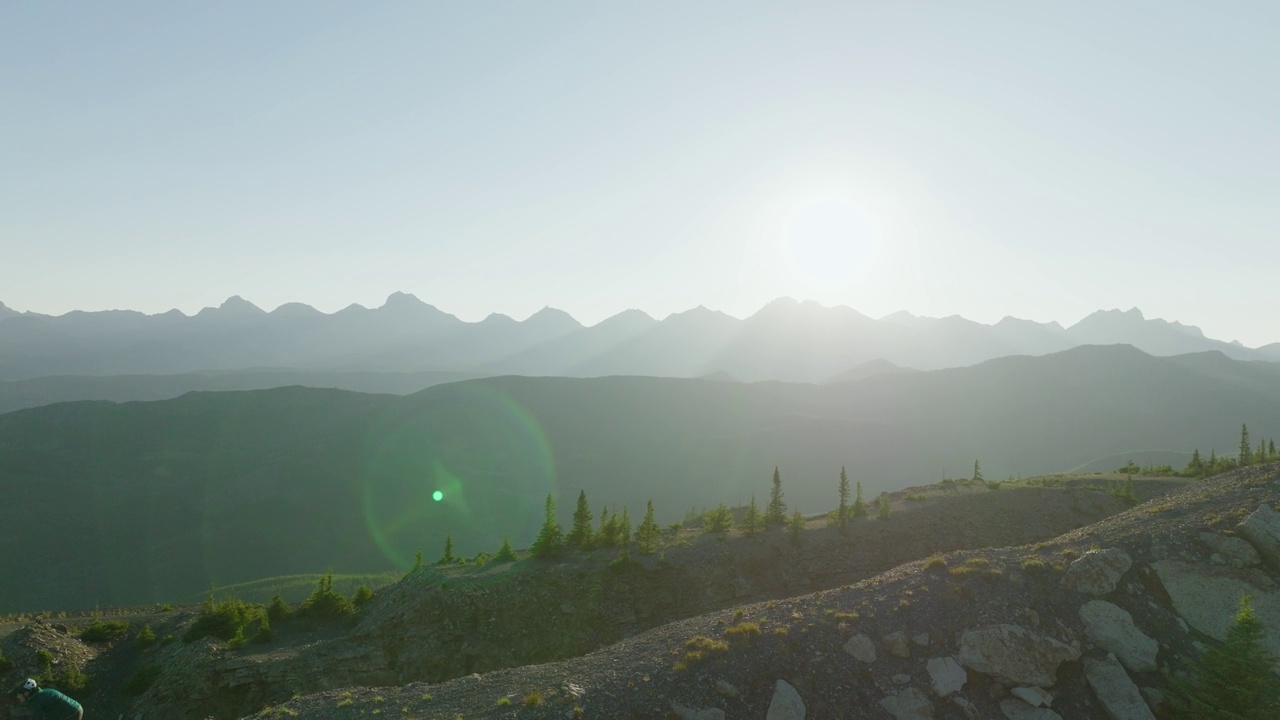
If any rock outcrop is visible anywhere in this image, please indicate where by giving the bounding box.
[766,679,806,720]
[879,687,935,719]
[957,625,1080,687]
[1083,654,1155,720]
[926,656,966,697]
[1078,600,1158,672]
[1239,503,1280,567]
[1062,548,1132,596]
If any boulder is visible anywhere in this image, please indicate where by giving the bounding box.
[957,625,1081,687]
[999,699,1062,720]
[1239,503,1280,568]
[884,631,911,658]
[843,633,876,663]
[926,657,966,697]
[912,633,930,647]
[952,696,978,720]
[1009,686,1053,707]
[878,687,935,719]
[1078,600,1159,672]
[1150,560,1280,658]
[1062,549,1132,596]
[766,679,805,720]
[1084,654,1155,720]
[1198,532,1259,567]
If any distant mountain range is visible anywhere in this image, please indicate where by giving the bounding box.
[1,295,1276,387]
[2,344,1278,611]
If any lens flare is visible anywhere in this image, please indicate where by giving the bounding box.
[359,381,555,568]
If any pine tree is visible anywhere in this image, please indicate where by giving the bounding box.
[412,548,423,572]
[1240,424,1252,466]
[765,467,787,529]
[1169,596,1280,719]
[437,534,455,564]
[877,494,891,520]
[1258,440,1268,464]
[597,506,612,546]
[788,510,805,545]
[566,490,594,550]
[636,500,660,555]
[494,537,517,562]
[838,467,850,532]
[852,481,868,518]
[972,460,984,483]
[702,505,734,534]
[1271,439,1277,459]
[742,495,761,536]
[1186,449,1203,477]
[529,494,563,558]
[618,506,632,546]
[1209,449,1218,472]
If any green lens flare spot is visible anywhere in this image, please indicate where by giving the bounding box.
[432,490,444,502]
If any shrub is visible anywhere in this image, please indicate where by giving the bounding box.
[136,624,157,648]
[267,593,292,623]
[81,619,130,642]
[923,555,947,571]
[702,505,734,534]
[523,691,543,707]
[725,622,761,639]
[298,573,355,619]
[185,593,264,642]
[352,585,374,605]
[252,618,274,644]
[494,538,518,562]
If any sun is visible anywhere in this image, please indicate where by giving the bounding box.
[778,197,881,293]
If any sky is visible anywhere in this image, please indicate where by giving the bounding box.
[2,1,1278,345]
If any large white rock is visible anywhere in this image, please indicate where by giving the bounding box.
[878,687,935,720]
[1150,559,1280,659]
[1078,600,1159,673]
[926,657,966,697]
[999,698,1062,720]
[1062,548,1132,596]
[766,679,805,720]
[1199,532,1261,567]
[1239,503,1280,568]
[1010,686,1053,707]
[957,625,1081,687]
[843,633,876,663]
[1084,654,1155,720]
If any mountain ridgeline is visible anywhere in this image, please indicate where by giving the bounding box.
[1,295,1277,388]
[2,345,1279,613]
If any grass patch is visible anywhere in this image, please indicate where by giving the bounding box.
[724,622,761,639]
[923,555,947,571]
[523,691,543,707]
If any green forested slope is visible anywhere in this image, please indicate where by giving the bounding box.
[1,345,1276,612]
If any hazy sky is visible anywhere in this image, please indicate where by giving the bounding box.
[3,2,1278,345]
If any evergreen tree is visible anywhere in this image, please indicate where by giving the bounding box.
[529,494,563,558]
[1186,449,1203,477]
[787,510,805,545]
[852,481,868,518]
[1209,449,1218,472]
[1240,424,1252,466]
[1271,439,1277,459]
[619,506,632,546]
[837,467,850,532]
[636,500,660,555]
[765,467,787,529]
[494,537,517,562]
[702,504,734,534]
[741,495,761,536]
[437,534,455,565]
[972,460,984,483]
[1170,596,1280,719]
[597,506,612,546]
[566,490,594,550]
[877,493,891,520]
[1258,440,1268,464]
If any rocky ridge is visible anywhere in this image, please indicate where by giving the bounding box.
[233,463,1280,719]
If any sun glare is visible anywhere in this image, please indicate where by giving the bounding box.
[778,197,882,293]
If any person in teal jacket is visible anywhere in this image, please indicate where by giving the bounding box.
[10,678,83,720]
